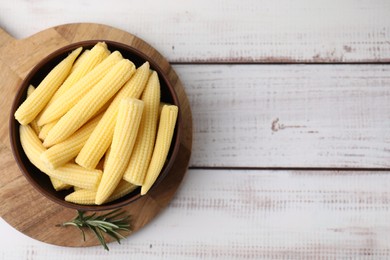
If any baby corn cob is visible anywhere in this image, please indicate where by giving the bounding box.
[19,125,71,191]
[95,98,144,205]
[40,114,103,169]
[103,146,111,170]
[105,180,138,201]
[46,163,102,190]
[65,190,96,204]
[123,71,160,185]
[39,97,111,141]
[26,85,41,135]
[43,59,135,147]
[38,120,57,140]
[15,47,82,125]
[20,124,101,190]
[37,51,123,126]
[141,105,178,195]
[159,102,168,116]
[65,180,137,205]
[46,42,109,104]
[76,62,150,169]
[70,49,90,73]
[50,178,72,191]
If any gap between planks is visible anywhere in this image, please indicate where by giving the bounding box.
[170,61,390,65]
[1,169,389,258]
[189,166,390,172]
[1,0,390,63]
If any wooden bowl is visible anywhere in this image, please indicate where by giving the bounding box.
[9,40,181,211]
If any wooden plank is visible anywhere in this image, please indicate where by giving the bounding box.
[1,169,389,258]
[176,64,390,168]
[1,0,390,62]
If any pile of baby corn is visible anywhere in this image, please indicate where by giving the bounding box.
[14,42,178,205]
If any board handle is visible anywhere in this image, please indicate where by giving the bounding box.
[0,27,14,48]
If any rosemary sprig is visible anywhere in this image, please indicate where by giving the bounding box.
[58,208,131,251]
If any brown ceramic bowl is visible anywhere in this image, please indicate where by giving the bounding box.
[9,40,181,211]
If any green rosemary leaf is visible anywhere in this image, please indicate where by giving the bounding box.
[93,220,120,228]
[59,208,131,251]
[89,225,108,251]
[79,226,86,242]
[106,230,122,244]
[111,216,131,223]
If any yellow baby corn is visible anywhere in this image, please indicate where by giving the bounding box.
[43,59,135,147]
[38,120,57,140]
[70,49,90,73]
[76,62,150,169]
[15,47,82,125]
[123,71,160,185]
[95,98,144,205]
[105,180,138,202]
[26,85,41,135]
[40,114,102,169]
[65,180,137,205]
[103,146,111,170]
[141,105,178,195]
[48,42,109,103]
[37,51,123,126]
[50,177,72,191]
[46,163,102,190]
[65,189,98,205]
[95,158,105,171]
[159,102,168,116]
[39,99,110,141]
[19,125,71,191]
[26,84,35,95]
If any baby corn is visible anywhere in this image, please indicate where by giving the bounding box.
[46,42,109,104]
[37,50,123,126]
[43,59,135,147]
[40,114,102,169]
[26,85,41,135]
[15,47,82,125]
[65,181,137,205]
[141,105,178,195]
[38,120,57,140]
[70,49,90,73]
[123,71,160,185]
[47,163,102,190]
[76,62,150,169]
[95,98,144,205]
[19,125,70,190]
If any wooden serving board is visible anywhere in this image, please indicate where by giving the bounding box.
[0,23,192,247]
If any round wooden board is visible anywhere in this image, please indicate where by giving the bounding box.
[0,23,192,247]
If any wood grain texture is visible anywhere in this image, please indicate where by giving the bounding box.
[0,60,22,149]
[178,64,390,168]
[0,23,192,247]
[1,0,390,63]
[1,169,390,259]
[0,2,389,258]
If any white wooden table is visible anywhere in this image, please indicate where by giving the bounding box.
[1,1,390,259]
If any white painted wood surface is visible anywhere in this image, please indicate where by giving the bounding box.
[1,0,390,62]
[1,1,390,259]
[1,170,390,259]
[181,64,390,168]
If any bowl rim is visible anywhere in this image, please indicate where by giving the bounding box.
[9,40,182,211]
